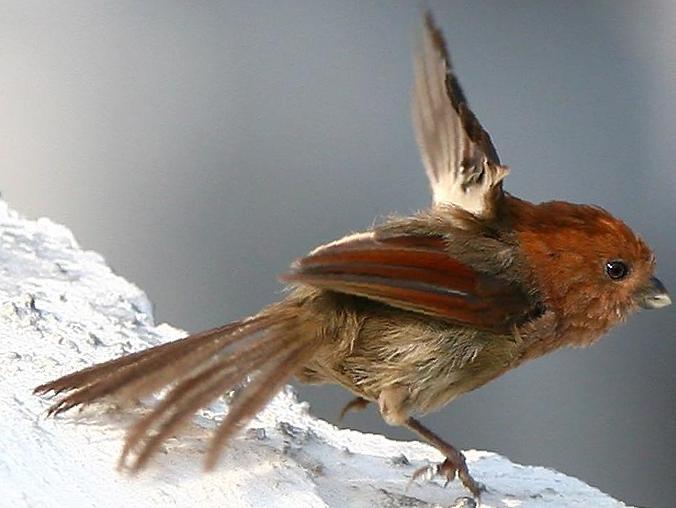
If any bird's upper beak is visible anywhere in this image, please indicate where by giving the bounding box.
[638,277,672,309]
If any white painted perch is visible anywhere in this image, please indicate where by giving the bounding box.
[0,201,631,508]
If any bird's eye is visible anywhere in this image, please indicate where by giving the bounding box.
[606,260,629,280]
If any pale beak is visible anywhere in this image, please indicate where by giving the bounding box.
[638,277,672,309]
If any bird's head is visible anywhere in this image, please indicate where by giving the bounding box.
[514,200,670,341]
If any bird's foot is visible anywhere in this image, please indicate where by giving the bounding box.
[338,396,369,421]
[410,456,485,499]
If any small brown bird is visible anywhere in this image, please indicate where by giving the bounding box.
[35,12,671,498]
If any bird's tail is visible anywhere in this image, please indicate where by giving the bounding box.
[34,301,315,471]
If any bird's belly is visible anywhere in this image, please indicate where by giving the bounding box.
[296,292,525,418]
[328,315,522,416]
[409,345,517,414]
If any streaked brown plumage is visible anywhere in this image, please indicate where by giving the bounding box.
[35,11,670,499]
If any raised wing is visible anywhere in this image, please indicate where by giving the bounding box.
[281,232,531,334]
[413,12,508,218]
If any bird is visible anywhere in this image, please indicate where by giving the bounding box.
[34,11,671,499]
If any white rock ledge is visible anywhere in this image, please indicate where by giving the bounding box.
[0,201,630,508]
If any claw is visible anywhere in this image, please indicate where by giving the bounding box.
[411,463,436,482]
[406,463,433,492]
[442,464,457,487]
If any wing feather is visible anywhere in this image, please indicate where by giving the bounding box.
[413,12,508,217]
[282,232,531,333]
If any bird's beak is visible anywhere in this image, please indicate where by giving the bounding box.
[638,277,672,309]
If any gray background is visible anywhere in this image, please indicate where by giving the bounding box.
[2,2,675,507]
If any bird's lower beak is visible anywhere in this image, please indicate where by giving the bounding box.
[638,277,672,309]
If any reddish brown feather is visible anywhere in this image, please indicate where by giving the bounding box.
[282,234,529,333]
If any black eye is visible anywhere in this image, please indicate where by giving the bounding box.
[606,260,629,280]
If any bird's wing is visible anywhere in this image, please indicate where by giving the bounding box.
[281,232,531,334]
[413,12,508,218]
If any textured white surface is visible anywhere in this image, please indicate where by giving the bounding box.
[0,201,631,508]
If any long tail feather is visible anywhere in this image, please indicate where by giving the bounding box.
[113,314,289,405]
[205,339,314,469]
[37,314,280,416]
[34,316,263,395]
[121,324,292,470]
[35,302,316,470]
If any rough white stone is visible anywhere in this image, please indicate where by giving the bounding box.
[0,201,631,508]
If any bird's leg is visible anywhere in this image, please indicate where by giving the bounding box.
[405,417,485,498]
[376,387,483,497]
[378,385,410,425]
[338,396,369,421]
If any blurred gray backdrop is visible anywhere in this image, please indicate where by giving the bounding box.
[2,2,675,507]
